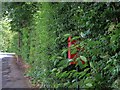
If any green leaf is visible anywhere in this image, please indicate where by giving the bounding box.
[51,68,57,72]
[95,73,102,81]
[108,23,115,32]
[72,79,76,83]
[84,68,90,72]
[58,60,68,67]
[61,49,68,55]
[71,36,80,41]
[92,56,97,61]
[78,60,84,69]
[86,83,93,87]
[64,34,70,37]
[67,59,74,63]
[56,56,63,59]
[81,32,86,38]
[60,71,69,78]
[76,57,80,62]
[73,72,79,77]
[80,56,87,62]
[110,35,118,44]
[56,71,61,78]
[71,49,77,54]
[90,61,96,71]
[79,71,86,79]
[104,64,110,70]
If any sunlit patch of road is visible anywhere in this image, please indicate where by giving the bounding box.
[0,52,15,59]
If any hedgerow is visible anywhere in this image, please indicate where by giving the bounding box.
[2,2,120,89]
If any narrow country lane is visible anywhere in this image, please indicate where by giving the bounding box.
[0,52,31,89]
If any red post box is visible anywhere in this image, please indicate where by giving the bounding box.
[68,36,85,65]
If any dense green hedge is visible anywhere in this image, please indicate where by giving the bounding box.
[3,2,120,89]
[52,3,120,88]
[28,3,57,87]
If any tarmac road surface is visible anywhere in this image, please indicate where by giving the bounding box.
[0,52,31,89]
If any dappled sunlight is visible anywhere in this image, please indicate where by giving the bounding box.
[0,52,15,59]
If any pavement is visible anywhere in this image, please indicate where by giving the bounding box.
[0,52,31,89]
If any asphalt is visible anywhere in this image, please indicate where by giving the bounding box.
[0,52,31,89]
